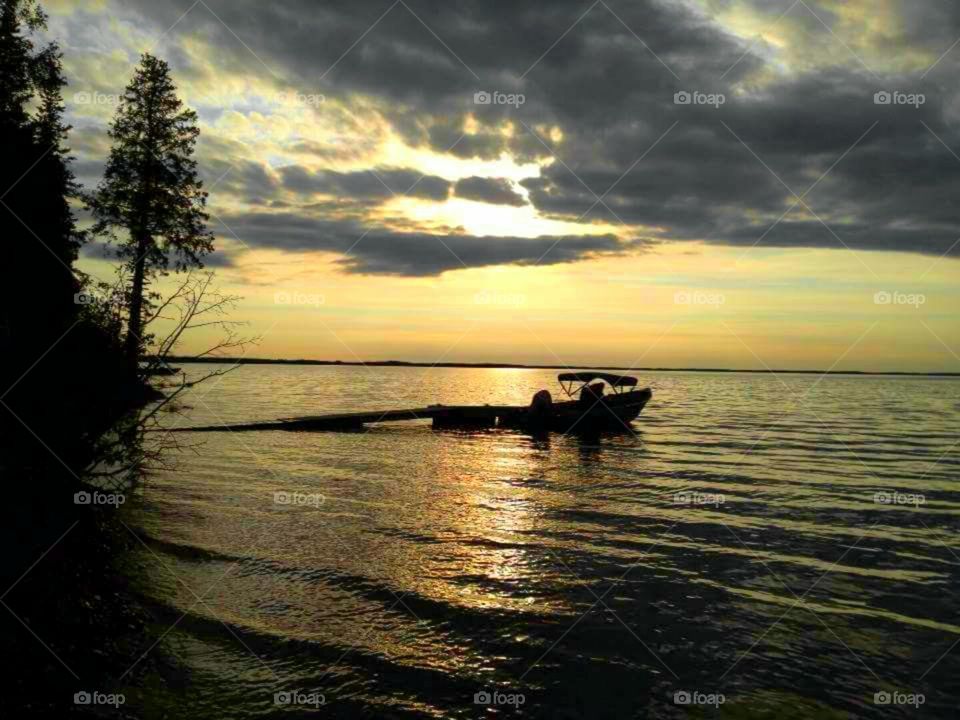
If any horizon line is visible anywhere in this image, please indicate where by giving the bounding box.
[163,356,960,377]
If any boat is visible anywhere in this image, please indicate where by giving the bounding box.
[498,372,652,433]
[178,372,651,434]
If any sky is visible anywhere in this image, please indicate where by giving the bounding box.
[44,0,960,372]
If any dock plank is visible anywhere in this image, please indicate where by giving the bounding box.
[176,404,526,432]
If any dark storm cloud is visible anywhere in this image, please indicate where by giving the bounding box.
[201,158,279,205]
[420,115,511,160]
[81,240,235,268]
[338,231,624,276]
[279,166,451,202]
[198,249,236,268]
[454,177,526,206]
[215,211,629,275]
[720,0,960,53]
[96,0,960,265]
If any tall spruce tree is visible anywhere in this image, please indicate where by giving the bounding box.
[0,0,80,381]
[88,53,212,375]
[32,42,83,264]
[0,0,98,469]
[0,0,37,128]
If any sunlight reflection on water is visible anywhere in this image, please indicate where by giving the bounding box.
[129,366,960,718]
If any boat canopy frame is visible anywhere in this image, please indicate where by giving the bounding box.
[557,372,639,398]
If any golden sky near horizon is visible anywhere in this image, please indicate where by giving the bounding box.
[49,0,960,372]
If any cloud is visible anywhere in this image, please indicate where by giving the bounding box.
[202,158,279,205]
[278,166,451,202]
[215,211,632,275]
[454,176,527,206]
[80,240,235,269]
[54,0,960,269]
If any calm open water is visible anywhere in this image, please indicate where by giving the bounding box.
[124,365,959,718]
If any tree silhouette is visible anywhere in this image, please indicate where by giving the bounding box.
[1,0,79,336]
[88,53,212,375]
[0,0,84,442]
[31,41,84,264]
[0,0,39,126]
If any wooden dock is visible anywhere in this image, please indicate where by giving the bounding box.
[176,404,525,432]
[172,386,652,434]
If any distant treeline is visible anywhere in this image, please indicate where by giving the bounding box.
[162,357,960,377]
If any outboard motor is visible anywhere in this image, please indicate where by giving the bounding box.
[528,389,553,428]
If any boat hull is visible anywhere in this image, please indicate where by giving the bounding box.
[548,388,651,433]
[498,388,652,434]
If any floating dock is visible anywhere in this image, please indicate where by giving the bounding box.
[175,404,525,432]
[172,383,652,434]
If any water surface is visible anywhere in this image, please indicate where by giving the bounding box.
[127,366,960,717]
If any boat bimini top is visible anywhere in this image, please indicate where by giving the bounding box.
[557,372,639,398]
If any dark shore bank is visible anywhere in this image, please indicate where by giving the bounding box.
[0,468,179,718]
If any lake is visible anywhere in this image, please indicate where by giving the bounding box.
[125,365,960,718]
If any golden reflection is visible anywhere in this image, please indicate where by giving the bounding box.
[697,580,960,634]
[424,438,554,613]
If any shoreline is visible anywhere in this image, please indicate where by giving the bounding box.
[0,493,167,719]
[163,357,960,378]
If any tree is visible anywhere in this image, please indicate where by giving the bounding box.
[85,270,256,488]
[88,53,213,376]
[0,0,40,129]
[0,0,83,449]
[31,41,84,265]
[0,0,79,343]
